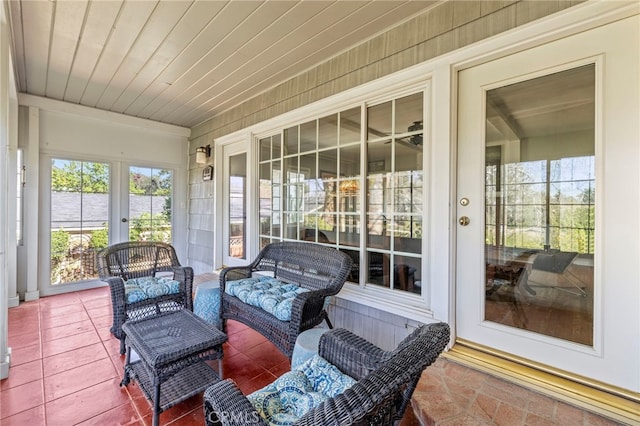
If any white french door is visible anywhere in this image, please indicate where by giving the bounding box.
[456,16,639,392]
[219,140,253,267]
[120,164,174,243]
[47,157,111,292]
[42,158,175,295]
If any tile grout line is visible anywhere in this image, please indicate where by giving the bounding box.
[38,298,48,426]
[84,292,147,425]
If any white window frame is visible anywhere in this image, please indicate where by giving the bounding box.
[217,80,434,323]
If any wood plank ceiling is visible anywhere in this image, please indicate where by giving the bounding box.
[6,0,438,129]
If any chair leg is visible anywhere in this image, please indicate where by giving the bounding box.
[325,315,333,329]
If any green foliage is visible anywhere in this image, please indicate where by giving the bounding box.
[89,226,109,249]
[304,215,334,231]
[50,229,70,262]
[51,160,109,193]
[129,168,172,195]
[129,212,171,243]
[163,196,172,220]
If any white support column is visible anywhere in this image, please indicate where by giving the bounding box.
[24,106,39,301]
[6,81,19,308]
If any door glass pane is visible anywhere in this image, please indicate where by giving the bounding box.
[129,167,172,243]
[484,64,595,346]
[229,153,246,259]
[50,159,109,285]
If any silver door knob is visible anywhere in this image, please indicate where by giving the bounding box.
[458,216,470,226]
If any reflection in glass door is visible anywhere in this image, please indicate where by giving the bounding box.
[50,159,109,285]
[128,166,173,243]
[228,153,247,259]
[483,65,595,346]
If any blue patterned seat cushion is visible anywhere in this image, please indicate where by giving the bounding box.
[225,276,310,321]
[123,276,181,304]
[247,355,356,426]
[193,284,221,328]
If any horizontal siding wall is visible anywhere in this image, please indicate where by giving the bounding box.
[186,0,581,274]
[326,298,426,351]
[188,164,215,274]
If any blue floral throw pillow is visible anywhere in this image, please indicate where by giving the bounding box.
[297,354,357,398]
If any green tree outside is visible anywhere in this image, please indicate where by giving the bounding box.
[51,160,109,193]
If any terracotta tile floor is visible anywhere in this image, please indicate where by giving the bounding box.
[1,286,622,425]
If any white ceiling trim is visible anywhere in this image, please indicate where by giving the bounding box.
[18,93,191,137]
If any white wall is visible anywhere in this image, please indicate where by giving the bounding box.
[1,0,19,380]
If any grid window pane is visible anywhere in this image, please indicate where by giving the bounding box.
[319,114,338,149]
[340,107,361,144]
[284,126,298,155]
[367,101,392,140]
[395,93,423,135]
[300,120,317,153]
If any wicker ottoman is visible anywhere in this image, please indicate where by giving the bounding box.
[121,309,227,426]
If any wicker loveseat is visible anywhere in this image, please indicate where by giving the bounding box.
[96,241,194,353]
[219,242,352,358]
[203,322,450,426]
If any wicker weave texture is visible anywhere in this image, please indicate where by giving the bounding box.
[121,310,225,426]
[96,241,194,353]
[219,242,352,358]
[203,322,450,426]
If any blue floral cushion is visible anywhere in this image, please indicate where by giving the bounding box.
[124,276,181,304]
[247,356,356,425]
[224,277,310,321]
[124,283,147,304]
[297,354,357,398]
[273,298,295,321]
[247,371,329,426]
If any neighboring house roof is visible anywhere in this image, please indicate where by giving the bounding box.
[50,192,169,230]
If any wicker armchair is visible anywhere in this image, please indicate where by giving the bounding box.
[96,241,194,353]
[203,322,450,426]
[220,242,352,358]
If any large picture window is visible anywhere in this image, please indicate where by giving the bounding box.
[258,91,425,295]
